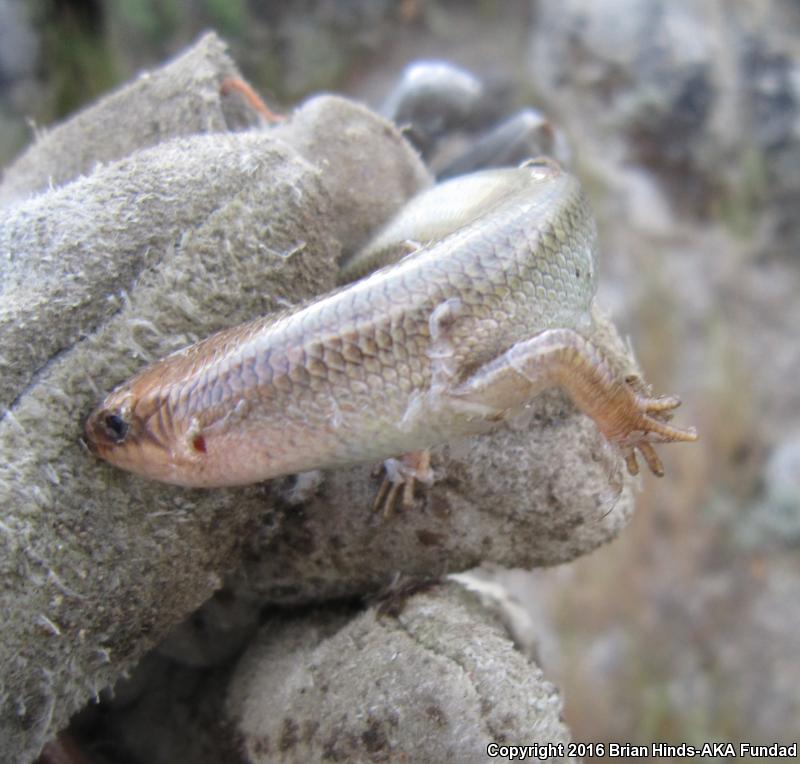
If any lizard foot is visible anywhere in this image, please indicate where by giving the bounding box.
[614,389,697,477]
[373,450,433,516]
[450,329,698,480]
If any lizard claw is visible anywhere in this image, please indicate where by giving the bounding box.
[373,450,433,516]
[617,392,698,477]
[372,475,414,516]
[643,394,682,414]
[623,441,665,477]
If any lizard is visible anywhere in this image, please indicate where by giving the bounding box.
[85,160,697,507]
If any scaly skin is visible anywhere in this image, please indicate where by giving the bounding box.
[85,161,696,487]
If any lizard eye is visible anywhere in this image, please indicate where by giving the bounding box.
[103,412,129,443]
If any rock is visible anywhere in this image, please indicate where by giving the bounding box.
[739,432,800,548]
[528,0,800,255]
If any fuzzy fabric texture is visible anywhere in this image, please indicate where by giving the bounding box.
[228,584,573,763]
[0,35,430,760]
[0,32,255,207]
[0,33,636,764]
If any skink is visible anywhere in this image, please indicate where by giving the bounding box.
[85,161,697,490]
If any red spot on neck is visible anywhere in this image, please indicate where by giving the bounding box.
[192,434,207,453]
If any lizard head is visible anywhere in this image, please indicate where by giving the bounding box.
[84,364,203,486]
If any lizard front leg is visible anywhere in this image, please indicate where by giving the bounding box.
[450,328,697,477]
[373,449,434,516]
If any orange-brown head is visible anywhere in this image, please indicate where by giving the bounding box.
[85,360,202,485]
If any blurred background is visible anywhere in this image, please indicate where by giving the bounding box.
[3,0,798,755]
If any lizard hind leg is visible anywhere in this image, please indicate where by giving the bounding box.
[450,328,698,478]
